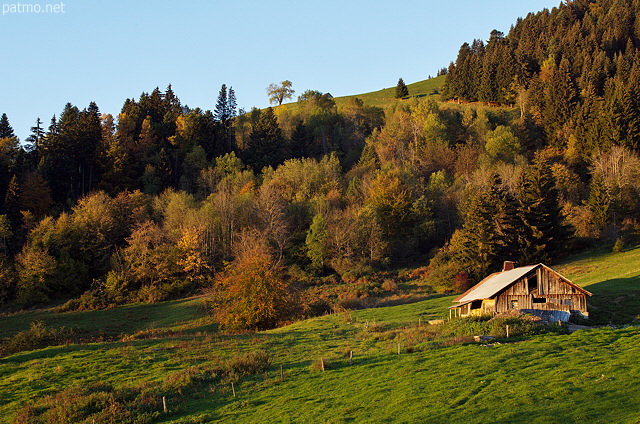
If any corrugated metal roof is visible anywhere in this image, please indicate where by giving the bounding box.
[455,264,539,304]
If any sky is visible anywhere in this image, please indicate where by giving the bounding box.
[1,0,562,141]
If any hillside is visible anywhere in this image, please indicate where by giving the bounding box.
[277,75,446,113]
[333,76,446,109]
[2,244,640,423]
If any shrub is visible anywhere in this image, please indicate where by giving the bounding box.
[381,279,399,292]
[55,289,118,312]
[612,237,625,253]
[1,321,78,357]
[226,350,271,376]
[12,382,161,424]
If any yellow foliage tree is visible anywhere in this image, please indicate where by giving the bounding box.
[177,226,210,283]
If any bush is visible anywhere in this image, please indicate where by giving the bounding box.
[1,321,78,357]
[612,237,625,253]
[12,382,161,424]
[381,279,399,292]
[55,289,118,312]
[226,350,272,375]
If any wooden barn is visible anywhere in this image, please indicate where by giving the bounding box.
[449,262,592,322]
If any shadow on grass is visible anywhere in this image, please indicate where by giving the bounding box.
[0,297,208,340]
[585,277,640,324]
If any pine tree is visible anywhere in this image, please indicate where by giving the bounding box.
[0,114,15,139]
[517,155,570,263]
[290,121,309,158]
[543,58,578,146]
[214,84,229,122]
[588,172,611,232]
[25,118,44,153]
[228,87,237,119]
[163,84,182,119]
[246,108,287,171]
[395,78,409,99]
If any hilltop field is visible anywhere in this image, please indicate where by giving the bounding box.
[1,244,640,423]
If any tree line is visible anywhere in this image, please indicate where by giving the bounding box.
[442,0,640,152]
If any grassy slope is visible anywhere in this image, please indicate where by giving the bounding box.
[332,76,447,109]
[555,245,640,324]
[277,76,446,115]
[1,246,640,422]
[0,297,216,341]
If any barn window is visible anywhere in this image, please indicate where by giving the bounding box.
[471,300,482,310]
[509,300,519,309]
[528,276,538,293]
[532,297,546,304]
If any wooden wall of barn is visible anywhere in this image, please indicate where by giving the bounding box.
[494,267,588,315]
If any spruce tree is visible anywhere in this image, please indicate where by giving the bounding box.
[246,107,287,171]
[0,114,15,139]
[290,121,309,158]
[517,155,570,263]
[395,78,409,99]
[228,87,237,119]
[588,172,611,232]
[25,118,44,153]
[214,84,229,122]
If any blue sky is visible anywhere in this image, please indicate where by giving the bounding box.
[1,0,561,141]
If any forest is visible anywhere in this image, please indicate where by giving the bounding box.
[1,0,640,330]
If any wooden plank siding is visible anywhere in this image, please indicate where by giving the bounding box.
[463,266,589,317]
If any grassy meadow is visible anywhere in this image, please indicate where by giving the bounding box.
[276,76,447,115]
[1,245,640,423]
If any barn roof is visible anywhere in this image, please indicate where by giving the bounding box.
[451,263,591,307]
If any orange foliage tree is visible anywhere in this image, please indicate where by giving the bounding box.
[209,233,293,330]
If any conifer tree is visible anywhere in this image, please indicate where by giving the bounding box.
[588,172,611,232]
[517,155,570,263]
[246,108,287,171]
[0,114,15,139]
[25,118,45,154]
[228,87,237,119]
[214,84,229,122]
[290,121,309,158]
[395,78,409,99]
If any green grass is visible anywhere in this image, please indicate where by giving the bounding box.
[3,300,639,423]
[0,296,216,341]
[2,245,640,423]
[332,76,447,109]
[277,76,446,115]
[555,245,640,324]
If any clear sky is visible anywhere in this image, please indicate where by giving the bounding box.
[1,0,561,141]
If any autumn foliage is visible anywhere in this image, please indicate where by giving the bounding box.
[209,235,293,330]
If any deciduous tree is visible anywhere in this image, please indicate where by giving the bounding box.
[266,80,295,106]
